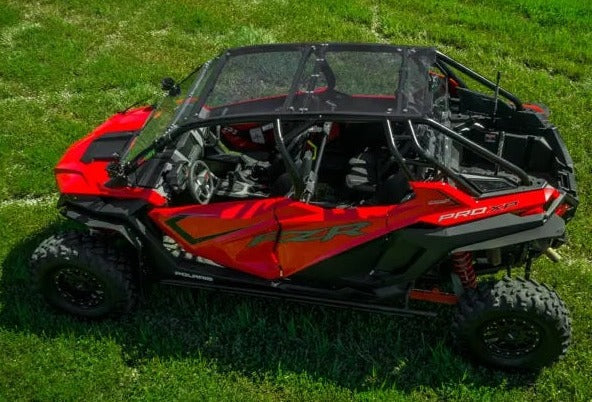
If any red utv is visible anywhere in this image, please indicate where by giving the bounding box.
[30,43,578,370]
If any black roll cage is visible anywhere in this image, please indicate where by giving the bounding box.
[145,113,533,201]
[267,116,532,200]
[435,51,523,110]
[124,48,524,167]
[119,45,534,198]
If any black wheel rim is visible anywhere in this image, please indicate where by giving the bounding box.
[53,266,106,309]
[480,316,543,358]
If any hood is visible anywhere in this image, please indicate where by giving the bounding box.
[54,106,167,205]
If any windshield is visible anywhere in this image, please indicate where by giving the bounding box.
[122,44,436,165]
[122,62,213,163]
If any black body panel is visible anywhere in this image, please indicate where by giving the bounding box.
[81,132,135,163]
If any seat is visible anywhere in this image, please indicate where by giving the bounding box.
[375,172,413,204]
[345,149,379,194]
[345,148,412,205]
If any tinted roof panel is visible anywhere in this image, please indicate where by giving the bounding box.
[180,43,437,122]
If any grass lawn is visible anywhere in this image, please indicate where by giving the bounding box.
[1,0,591,399]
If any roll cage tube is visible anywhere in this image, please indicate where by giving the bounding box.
[273,118,307,198]
[405,120,481,196]
[383,118,532,196]
[384,120,415,182]
[422,118,531,186]
[302,128,329,202]
[271,117,335,203]
[436,52,523,110]
[434,60,467,89]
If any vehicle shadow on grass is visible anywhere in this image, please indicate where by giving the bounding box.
[0,224,539,392]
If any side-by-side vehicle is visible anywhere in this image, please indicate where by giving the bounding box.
[30,43,578,370]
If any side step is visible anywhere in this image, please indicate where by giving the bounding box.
[160,279,437,317]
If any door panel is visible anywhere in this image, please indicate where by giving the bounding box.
[273,201,393,276]
[149,198,289,279]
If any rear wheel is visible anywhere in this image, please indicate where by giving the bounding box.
[30,232,137,318]
[452,277,570,370]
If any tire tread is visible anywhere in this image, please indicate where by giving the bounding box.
[452,276,571,370]
[29,231,137,318]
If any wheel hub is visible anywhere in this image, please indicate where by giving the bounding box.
[54,267,105,309]
[481,317,542,358]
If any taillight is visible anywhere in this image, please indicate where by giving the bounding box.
[555,202,572,217]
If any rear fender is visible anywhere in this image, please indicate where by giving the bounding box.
[375,212,548,283]
[452,213,565,253]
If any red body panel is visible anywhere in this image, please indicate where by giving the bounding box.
[149,181,559,280]
[274,203,393,276]
[54,106,167,206]
[149,198,290,279]
[408,182,558,226]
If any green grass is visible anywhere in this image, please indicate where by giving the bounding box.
[0,0,591,399]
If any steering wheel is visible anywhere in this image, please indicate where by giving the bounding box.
[188,159,216,204]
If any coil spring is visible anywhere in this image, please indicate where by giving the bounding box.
[452,251,477,289]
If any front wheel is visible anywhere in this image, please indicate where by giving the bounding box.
[452,277,571,370]
[30,232,137,319]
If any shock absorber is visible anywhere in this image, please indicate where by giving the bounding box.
[452,251,477,289]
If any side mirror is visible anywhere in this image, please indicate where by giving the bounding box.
[161,77,181,96]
